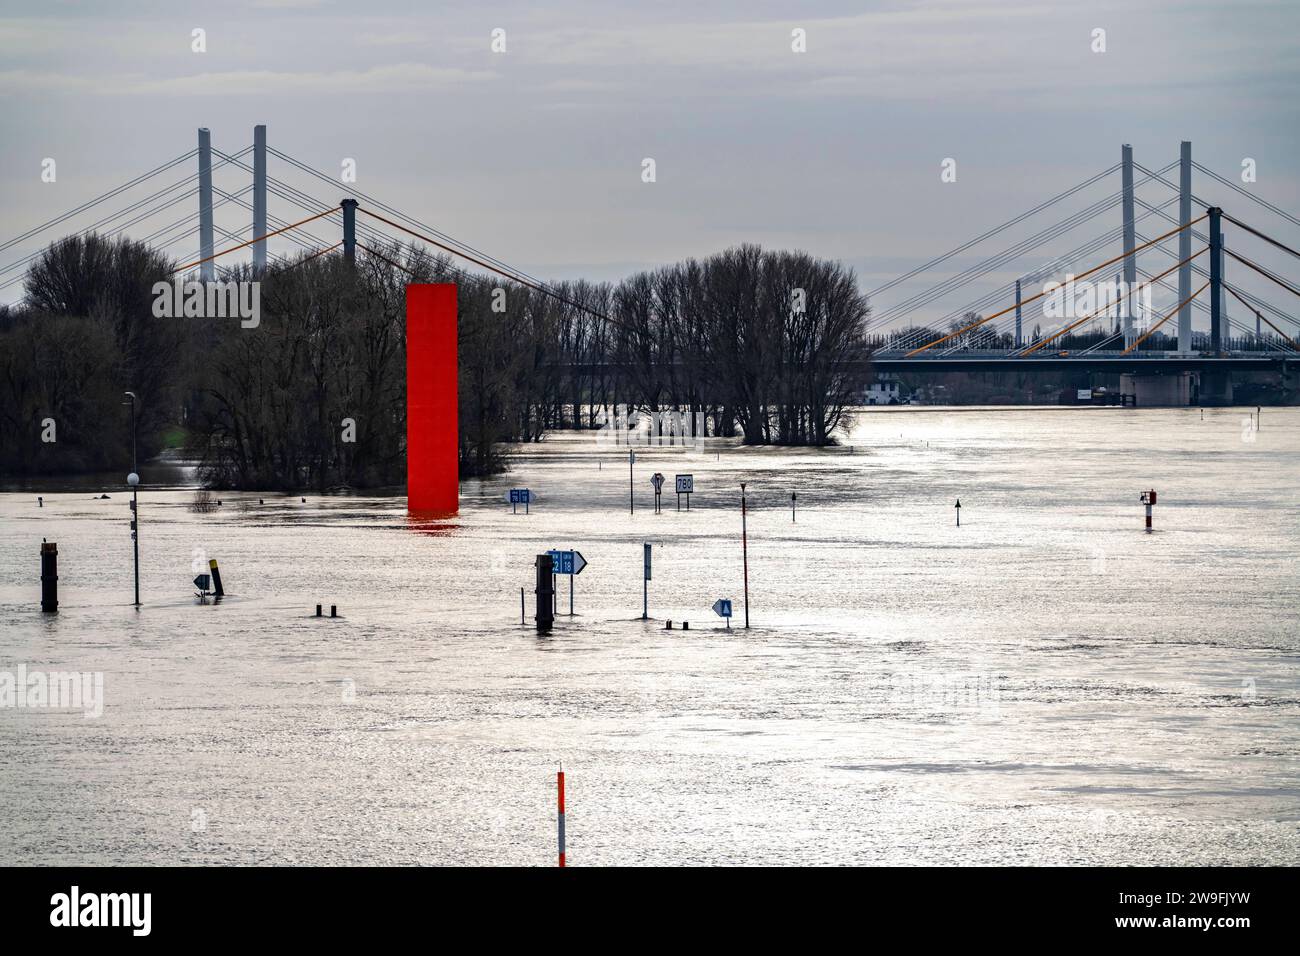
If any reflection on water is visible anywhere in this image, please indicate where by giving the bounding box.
[0,407,1297,865]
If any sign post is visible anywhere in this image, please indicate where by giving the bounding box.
[712,598,733,629]
[675,474,694,511]
[651,472,664,514]
[955,498,961,527]
[546,549,588,615]
[740,483,749,629]
[508,488,532,515]
[629,451,635,515]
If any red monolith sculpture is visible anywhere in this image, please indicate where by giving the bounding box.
[406,284,459,514]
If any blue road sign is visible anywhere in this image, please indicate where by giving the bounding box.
[509,488,532,504]
[712,598,732,618]
[547,550,587,576]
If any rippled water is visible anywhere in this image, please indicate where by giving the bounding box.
[2,406,1297,865]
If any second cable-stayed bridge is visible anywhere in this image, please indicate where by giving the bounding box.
[2,129,1298,404]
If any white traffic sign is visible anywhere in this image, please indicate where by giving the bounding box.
[675,474,694,494]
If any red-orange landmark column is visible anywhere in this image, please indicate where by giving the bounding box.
[405,284,459,514]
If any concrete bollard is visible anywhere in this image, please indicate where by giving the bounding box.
[315,604,322,617]
[40,542,58,613]
[208,558,224,597]
[330,605,337,618]
[665,620,673,630]
[682,621,689,630]
[38,496,43,508]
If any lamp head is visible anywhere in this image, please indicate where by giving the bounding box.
[127,472,140,487]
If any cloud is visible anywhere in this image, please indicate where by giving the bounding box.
[0,63,496,97]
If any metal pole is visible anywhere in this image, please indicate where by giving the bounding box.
[1178,141,1192,352]
[1209,207,1223,353]
[1121,144,1138,349]
[740,483,750,629]
[557,768,566,867]
[642,542,650,620]
[253,124,268,273]
[1014,278,1022,349]
[628,450,634,514]
[198,128,215,282]
[132,483,140,607]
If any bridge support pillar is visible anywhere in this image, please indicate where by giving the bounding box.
[406,284,459,514]
[253,124,267,273]
[1177,141,1192,352]
[1209,206,1223,353]
[198,128,215,282]
[1121,144,1138,350]
[1199,370,1233,407]
[1119,371,1197,407]
[342,198,358,265]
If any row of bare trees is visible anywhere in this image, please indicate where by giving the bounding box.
[2,234,872,485]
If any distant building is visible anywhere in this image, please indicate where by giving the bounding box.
[861,380,901,405]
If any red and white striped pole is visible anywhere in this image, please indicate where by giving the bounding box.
[557,767,566,867]
[1141,489,1156,533]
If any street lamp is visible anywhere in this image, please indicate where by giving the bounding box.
[127,471,140,607]
[123,391,140,609]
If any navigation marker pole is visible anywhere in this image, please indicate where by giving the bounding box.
[557,766,566,867]
[740,483,750,629]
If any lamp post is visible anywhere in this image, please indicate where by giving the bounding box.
[122,391,138,473]
[123,391,140,608]
[128,471,140,607]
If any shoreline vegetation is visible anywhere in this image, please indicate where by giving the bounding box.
[1,235,873,488]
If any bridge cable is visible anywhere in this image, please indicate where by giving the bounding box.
[905,215,1207,356]
[1018,250,1205,356]
[1122,282,1210,354]
[865,163,1121,298]
[0,149,198,255]
[172,207,338,274]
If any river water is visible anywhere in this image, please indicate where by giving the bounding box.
[1,407,1297,865]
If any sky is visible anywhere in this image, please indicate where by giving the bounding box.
[1,0,1298,331]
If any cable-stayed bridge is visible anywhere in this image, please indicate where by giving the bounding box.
[3,129,1297,404]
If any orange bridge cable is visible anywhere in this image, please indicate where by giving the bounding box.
[356,242,417,277]
[1018,248,1207,356]
[904,213,1209,357]
[282,242,343,270]
[354,206,631,329]
[1121,281,1211,354]
[1223,248,1300,299]
[172,206,340,274]
[1222,282,1300,349]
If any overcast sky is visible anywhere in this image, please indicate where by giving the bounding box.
[2,0,1297,329]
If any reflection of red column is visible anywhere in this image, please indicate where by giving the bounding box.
[406,284,458,514]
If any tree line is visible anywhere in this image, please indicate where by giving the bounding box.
[0,234,872,487]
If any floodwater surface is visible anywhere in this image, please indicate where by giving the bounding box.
[1,406,1297,865]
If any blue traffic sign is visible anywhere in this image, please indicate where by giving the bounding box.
[547,549,587,576]
[712,599,732,618]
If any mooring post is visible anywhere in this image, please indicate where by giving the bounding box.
[642,542,651,620]
[208,558,224,598]
[791,491,797,523]
[40,541,57,613]
[536,553,555,633]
